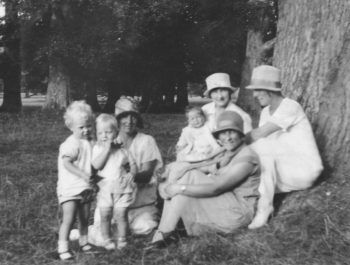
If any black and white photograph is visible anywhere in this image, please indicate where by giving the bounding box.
[0,0,349,264]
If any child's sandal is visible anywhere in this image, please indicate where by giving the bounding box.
[58,250,74,261]
[80,243,97,253]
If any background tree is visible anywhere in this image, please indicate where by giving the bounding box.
[0,0,21,112]
[239,0,277,125]
[273,0,350,177]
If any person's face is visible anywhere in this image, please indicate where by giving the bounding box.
[217,129,243,151]
[70,116,93,140]
[119,114,138,135]
[187,110,205,128]
[210,88,231,108]
[97,123,117,143]
[253,90,272,107]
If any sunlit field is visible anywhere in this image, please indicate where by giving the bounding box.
[0,103,349,265]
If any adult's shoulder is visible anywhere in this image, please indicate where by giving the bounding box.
[236,145,260,164]
[226,103,250,116]
[281,97,303,110]
[134,132,159,146]
[202,102,215,112]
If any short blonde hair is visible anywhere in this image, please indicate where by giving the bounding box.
[96,113,118,133]
[64,101,94,129]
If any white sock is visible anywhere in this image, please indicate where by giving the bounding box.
[79,235,88,246]
[58,240,69,253]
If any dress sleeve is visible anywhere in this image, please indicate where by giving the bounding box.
[136,135,163,170]
[269,99,303,131]
[59,137,79,162]
[176,128,189,148]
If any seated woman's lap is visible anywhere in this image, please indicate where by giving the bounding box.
[173,169,256,235]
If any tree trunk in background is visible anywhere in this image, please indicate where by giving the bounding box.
[239,30,264,126]
[43,58,70,109]
[239,2,277,126]
[0,1,22,113]
[85,80,101,112]
[273,0,350,177]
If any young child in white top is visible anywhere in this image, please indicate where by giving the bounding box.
[57,101,95,261]
[176,106,221,162]
[92,114,137,250]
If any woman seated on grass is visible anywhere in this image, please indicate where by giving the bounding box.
[147,111,261,248]
[245,65,323,229]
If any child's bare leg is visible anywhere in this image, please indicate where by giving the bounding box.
[58,201,78,255]
[114,207,128,249]
[77,202,91,247]
[100,207,112,241]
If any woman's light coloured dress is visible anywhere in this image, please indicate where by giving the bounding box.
[176,146,260,235]
[87,132,163,244]
[251,98,323,192]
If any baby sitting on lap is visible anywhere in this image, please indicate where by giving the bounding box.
[176,106,221,162]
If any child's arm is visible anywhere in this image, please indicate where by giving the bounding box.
[92,142,112,170]
[176,128,191,153]
[62,157,90,182]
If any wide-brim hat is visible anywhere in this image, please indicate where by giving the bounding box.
[246,65,282,91]
[204,73,236,97]
[114,96,143,128]
[212,111,244,138]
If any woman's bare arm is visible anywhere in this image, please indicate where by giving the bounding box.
[134,160,157,184]
[165,161,254,198]
[246,122,281,144]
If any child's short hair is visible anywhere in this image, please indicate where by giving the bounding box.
[185,105,205,118]
[96,113,118,132]
[64,101,94,129]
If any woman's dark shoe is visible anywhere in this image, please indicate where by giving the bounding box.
[144,230,179,250]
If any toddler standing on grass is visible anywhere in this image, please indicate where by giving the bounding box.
[176,106,221,162]
[92,114,137,250]
[57,101,96,261]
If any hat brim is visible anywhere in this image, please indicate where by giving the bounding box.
[212,126,244,138]
[245,85,281,92]
[115,110,143,129]
[204,86,236,97]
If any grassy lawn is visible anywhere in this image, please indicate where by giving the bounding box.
[0,107,349,265]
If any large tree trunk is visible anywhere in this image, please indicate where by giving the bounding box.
[43,58,70,109]
[0,1,22,113]
[239,1,277,126]
[273,0,350,177]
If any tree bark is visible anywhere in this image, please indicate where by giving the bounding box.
[43,58,70,109]
[0,0,22,113]
[239,2,277,126]
[273,0,350,177]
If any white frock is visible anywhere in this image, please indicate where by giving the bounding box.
[251,98,323,192]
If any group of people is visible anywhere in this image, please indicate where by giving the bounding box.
[56,65,323,260]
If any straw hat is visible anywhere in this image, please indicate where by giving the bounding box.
[204,73,237,97]
[212,111,244,138]
[114,96,143,128]
[246,65,282,91]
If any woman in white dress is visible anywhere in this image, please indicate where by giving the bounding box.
[245,65,323,229]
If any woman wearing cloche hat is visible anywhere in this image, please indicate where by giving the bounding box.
[245,65,323,229]
[86,96,164,246]
[202,73,252,133]
[147,111,261,248]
